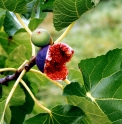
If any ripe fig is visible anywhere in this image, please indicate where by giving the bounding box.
[31,29,50,47]
[36,43,74,80]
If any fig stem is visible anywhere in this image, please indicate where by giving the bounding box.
[64,79,71,84]
[14,13,36,56]
[0,69,26,124]
[55,21,75,43]
[20,79,52,114]
[30,69,63,89]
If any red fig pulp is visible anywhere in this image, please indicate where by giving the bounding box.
[36,43,74,80]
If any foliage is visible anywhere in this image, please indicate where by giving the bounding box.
[0,0,122,124]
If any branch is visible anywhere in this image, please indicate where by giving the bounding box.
[0,56,36,85]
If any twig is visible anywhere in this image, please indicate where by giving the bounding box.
[55,22,75,43]
[20,79,52,114]
[30,69,63,89]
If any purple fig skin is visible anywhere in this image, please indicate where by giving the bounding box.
[36,45,50,72]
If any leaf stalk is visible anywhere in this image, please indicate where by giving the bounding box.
[14,13,35,56]
[0,68,16,72]
[64,79,70,84]
[0,69,26,124]
[55,22,75,43]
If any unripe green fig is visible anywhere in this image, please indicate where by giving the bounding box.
[31,29,50,47]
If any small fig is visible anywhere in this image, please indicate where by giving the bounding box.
[31,29,50,47]
[36,43,74,80]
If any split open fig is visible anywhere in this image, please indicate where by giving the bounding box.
[36,43,74,80]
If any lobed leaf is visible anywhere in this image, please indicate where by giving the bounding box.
[40,0,55,12]
[5,45,27,68]
[0,8,6,30]
[3,11,21,36]
[68,69,84,85]
[26,71,49,86]
[10,79,34,124]
[64,83,111,124]
[0,44,8,68]
[63,48,122,123]
[0,0,27,13]
[29,17,46,31]
[91,0,100,5]
[0,81,25,124]
[53,0,94,31]
[24,105,85,124]
[0,30,31,59]
[22,0,36,19]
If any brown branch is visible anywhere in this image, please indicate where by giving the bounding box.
[0,56,36,85]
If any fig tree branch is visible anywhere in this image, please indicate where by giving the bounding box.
[0,56,36,85]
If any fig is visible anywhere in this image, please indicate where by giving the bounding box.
[31,29,50,47]
[36,43,74,80]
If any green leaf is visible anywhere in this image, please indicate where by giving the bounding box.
[63,82,86,97]
[0,81,25,124]
[0,44,8,68]
[28,1,47,31]
[26,69,49,86]
[0,44,8,57]
[53,0,94,31]
[40,0,55,12]
[28,18,45,31]
[0,0,27,13]
[91,0,100,5]
[67,95,111,124]
[0,8,6,29]
[22,0,37,19]
[68,69,84,85]
[4,106,11,124]
[78,48,122,92]
[0,30,31,58]
[24,105,85,124]
[10,78,34,124]
[64,83,112,124]
[3,11,21,36]
[23,0,40,19]
[5,45,27,68]
[64,48,122,123]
